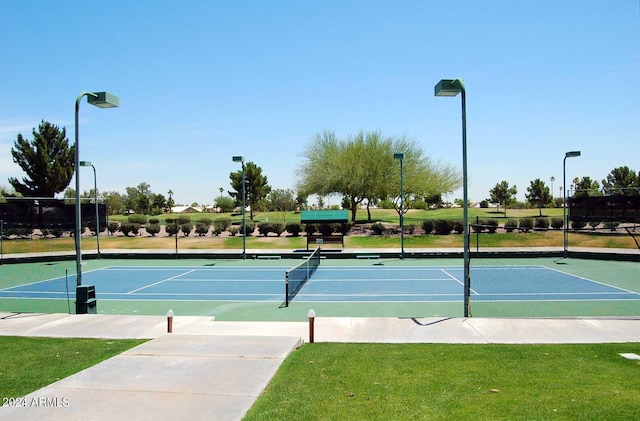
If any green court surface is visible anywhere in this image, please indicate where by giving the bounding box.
[0,257,638,321]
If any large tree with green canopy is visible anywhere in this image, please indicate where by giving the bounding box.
[8,120,75,197]
[296,130,461,222]
[229,161,271,220]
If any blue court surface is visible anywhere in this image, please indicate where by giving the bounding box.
[1,264,638,305]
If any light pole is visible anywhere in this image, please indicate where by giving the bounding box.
[75,91,118,288]
[435,78,470,317]
[232,156,246,260]
[79,161,100,259]
[394,153,405,259]
[563,151,581,258]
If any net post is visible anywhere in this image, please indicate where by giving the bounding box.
[285,273,290,307]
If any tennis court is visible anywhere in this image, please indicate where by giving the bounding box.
[0,255,638,320]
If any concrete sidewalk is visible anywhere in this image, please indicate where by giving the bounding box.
[1,313,640,420]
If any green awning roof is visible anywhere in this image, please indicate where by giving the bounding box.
[300,210,349,224]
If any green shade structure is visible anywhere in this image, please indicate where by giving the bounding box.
[232,156,246,259]
[563,151,581,258]
[74,91,118,299]
[435,78,470,317]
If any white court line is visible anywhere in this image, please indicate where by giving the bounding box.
[126,269,196,294]
[544,265,640,296]
[440,269,479,295]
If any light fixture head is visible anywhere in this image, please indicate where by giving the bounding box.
[232,156,244,163]
[393,153,404,160]
[434,79,462,97]
[565,151,581,158]
[79,161,92,167]
[87,92,119,108]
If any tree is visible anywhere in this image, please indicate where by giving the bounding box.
[488,181,518,216]
[573,177,601,198]
[296,130,461,222]
[267,189,297,212]
[389,137,460,221]
[8,120,75,197]
[150,193,168,214]
[214,195,235,213]
[601,166,639,195]
[525,178,551,216]
[229,161,271,220]
[123,183,152,214]
[167,190,175,212]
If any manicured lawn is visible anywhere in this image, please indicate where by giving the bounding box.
[244,342,640,420]
[2,207,637,254]
[0,336,146,398]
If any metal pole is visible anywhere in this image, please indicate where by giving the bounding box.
[399,157,404,259]
[563,156,568,258]
[460,82,470,318]
[241,162,246,260]
[91,164,100,259]
[74,93,90,287]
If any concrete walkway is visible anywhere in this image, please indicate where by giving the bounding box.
[1,313,640,420]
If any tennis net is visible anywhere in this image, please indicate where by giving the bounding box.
[285,247,321,306]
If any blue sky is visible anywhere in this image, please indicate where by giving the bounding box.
[1,1,638,206]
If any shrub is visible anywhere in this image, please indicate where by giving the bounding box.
[451,220,464,234]
[149,218,160,225]
[212,226,222,236]
[286,222,302,237]
[405,224,415,234]
[378,199,394,209]
[145,223,161,236]
[120,222,139,237]
[272,222,285,237]
[571,220,586,230]
[471,222,484,233]
[195,222,210,236]
[257,222,272,237]
[305,224,318,235]
[228,227,239,236]
[165,222,179,236]
[50,228,65,238]
[603,221,620,231]
[128,214,147,224]
[180,223,193,236]
[421,220,434,234]
[177,216,191,225]
[370,222,385,235]
[534,217,549,230]
[318,223,335,236]
[587,221,599,230]
[214,218,231,232]
[240,222,256,236]
[483,219,498,233]
[434,219,452,235]
[504,219,518,232]
[518,218,533,233]
[108,221,120,235]
[339,222,352,235]
[551,218,564,230]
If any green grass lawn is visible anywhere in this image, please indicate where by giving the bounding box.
[2,207,637,254]
[245,342,640,420]
[0,336,146,398]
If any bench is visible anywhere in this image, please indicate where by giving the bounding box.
[306,234,344,250]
